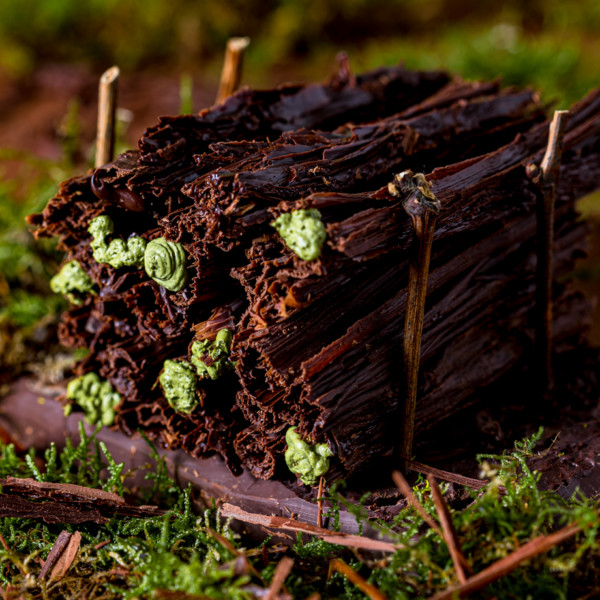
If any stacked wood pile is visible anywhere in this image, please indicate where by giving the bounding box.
[29,61,600,482]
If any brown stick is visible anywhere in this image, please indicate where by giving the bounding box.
[317,476,325,529]
[49,531,81,581]
[428,521,589,600]
[390,172,440,470]
[427,475,471,584]
[39,530,72,579]
[221,503,401,553]
[216,37,250,104]
[532,110,570,392]
[95,66,120,168]
[406,460,487,490]
[330,559,388,600]
[265,557,294,600]
[391,470,443,538]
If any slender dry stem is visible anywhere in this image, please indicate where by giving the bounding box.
[216,37,250,104]
[392,470,443,538]
[330,558,388,600]
[427,475,471,583]
[533,109,569,392]
[95,66,119,168]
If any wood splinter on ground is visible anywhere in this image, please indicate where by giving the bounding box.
[216,37,250,104]
[95,65,119,168]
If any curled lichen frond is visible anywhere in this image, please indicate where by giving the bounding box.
[144,237,188,292]
[88,215,147,269]
[271,208,327,261]
[190,329,234,380]
[50,260,96,305]
[66,372,121,426]
[159,359,198,414]
[284,426,334,486]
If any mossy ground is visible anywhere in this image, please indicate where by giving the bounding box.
[0,425,597,599]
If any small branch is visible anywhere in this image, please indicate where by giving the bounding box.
[405,459,487,490]
[391,471,443,538]
[330,558,388,600]
[221,503,401,553]
[389,172,440,470]
[39,530,71,579]
[530,110,570,393]
[427,476,471,584]
[95,66,120,168]
[49,531,81,581]
[216,37,250,105]
[429,521,591,600]
[317,476,325,529]
[265,557,294,600]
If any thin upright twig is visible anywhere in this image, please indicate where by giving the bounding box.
[427,475,471,583]
[330,558,389,600]
[389,172,440,470]
[529,110,569,392]
[216,37,250,104]
[95,66,120,168]
[392,470,443,538]
[317,476,325,529]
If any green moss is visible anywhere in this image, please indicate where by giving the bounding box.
[271,208,327,261]
[144,237,188,292]
[159,359,198,414]
[284,427,334,486]
[88,215,146,269]
[190,328,234,380]
[66,372,121,426]
[49,259,96,305]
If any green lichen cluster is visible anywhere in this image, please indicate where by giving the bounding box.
[271,208,327,261]
[190,329,234,380]
[88,215,147,269]
[284,426,334,486]
[49,260,96,304]
[66,372,121,426]
[144,237,188,292]
[159,359,198,414]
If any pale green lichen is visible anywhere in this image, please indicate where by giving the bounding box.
[284,426,334,486]
[88,215,146,269]
[271,209,327,261]
[190,329,234,380]
[50,260,96,305]
[159,359,198,414]
[66,372,121,426]
[144,237,188,292]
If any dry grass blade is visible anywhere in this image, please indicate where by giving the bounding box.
[206,527,263,580]
[330,558,388,600]
[221,503,401,553]
[392,471,443,538]
[95,65,119,167]
[49,530,81,581]
[429,521,591,600]
[39,530,71,579]
[427,475,471,583]
[216,37,250,104]
[265,557,294,600]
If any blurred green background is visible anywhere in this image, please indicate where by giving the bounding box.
[1,0,600,383]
